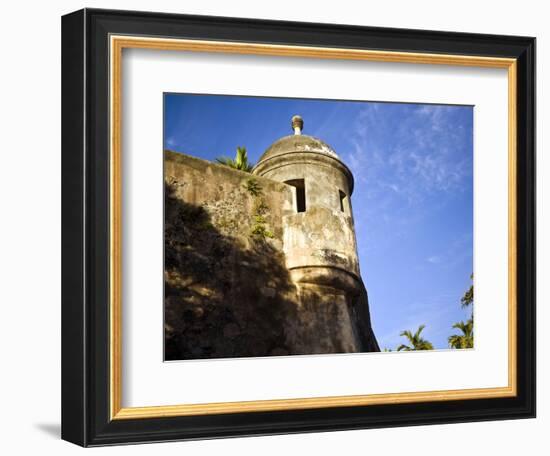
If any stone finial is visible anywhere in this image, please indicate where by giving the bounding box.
[291,115,304,135]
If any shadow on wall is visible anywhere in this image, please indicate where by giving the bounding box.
[164,181,299,360]
[351,280,381,352]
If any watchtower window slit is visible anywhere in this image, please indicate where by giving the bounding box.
[285,179,306,213]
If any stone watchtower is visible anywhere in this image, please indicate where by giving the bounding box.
[253,116,379,353]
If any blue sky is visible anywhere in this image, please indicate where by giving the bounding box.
[164,93,473,350]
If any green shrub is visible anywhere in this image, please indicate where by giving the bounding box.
[244,178,262,197]
[251,224,274,238]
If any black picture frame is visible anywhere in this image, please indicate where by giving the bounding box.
[62,8,535,447]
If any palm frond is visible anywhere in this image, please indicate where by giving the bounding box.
[398,324,434,351]
[216,146,254,172]
[215,156,235,166]
[461,274,474,308]
[235,147,246,168]
[448,318,474,349]
[414,324,426,339]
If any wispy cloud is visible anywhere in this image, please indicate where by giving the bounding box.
[166,136,177,148]
[339,102,473,247]
[343,103,472,202]
[423,232,473,271]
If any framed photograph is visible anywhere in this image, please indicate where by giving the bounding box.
[61,8,535,447]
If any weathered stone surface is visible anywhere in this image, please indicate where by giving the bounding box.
[165,151,297,360]
[164,141,379,361]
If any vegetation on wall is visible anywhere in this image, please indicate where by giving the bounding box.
[244,177,262,196]
[244,178,274,239]
[216,146,254,172]
[214,146,275,238]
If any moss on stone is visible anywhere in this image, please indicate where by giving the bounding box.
[244,177,262,196]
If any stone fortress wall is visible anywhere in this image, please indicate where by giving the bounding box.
[164,116,379,361]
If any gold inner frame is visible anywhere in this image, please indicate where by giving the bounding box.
[109,35,518,420]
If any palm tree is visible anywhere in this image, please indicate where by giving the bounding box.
[448,318,474,349]
[461,274,474,308]
[397,324,434,351]
[216,146,253,172]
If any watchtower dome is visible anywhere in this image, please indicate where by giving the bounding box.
[253,115,361,293]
